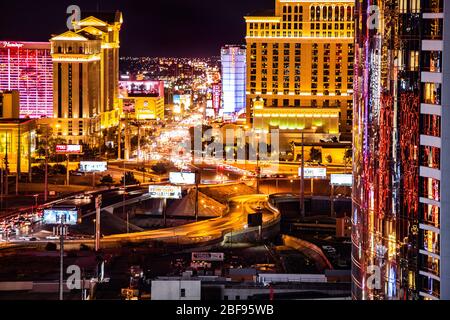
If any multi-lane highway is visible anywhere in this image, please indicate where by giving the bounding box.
[102,194,278,244]
[1,191,279,248]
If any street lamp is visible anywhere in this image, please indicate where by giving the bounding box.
[255,132,261,194]
[300,130,305,218]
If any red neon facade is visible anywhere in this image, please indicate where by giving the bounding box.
[0,41,53,118]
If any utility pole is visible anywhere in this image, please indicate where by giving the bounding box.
[59,214,66,301]
[195,170,200,222]
[255,133,260,194]
[124,113,130,161]
[44,125,49,202]
[137,123,141,161]
[4,132,9,197]
[16,121,20,196]
[66,154,70,186]
[300,131,305,218]
[330,184,335,217]
[95,195,102,252]
[117,121,122,161]
[123,160,127,232]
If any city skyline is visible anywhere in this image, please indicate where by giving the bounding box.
[1,0,449,304]
[0,0,274,57]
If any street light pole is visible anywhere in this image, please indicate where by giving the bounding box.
[195,170,200,222]
[66,154,70,186]
[117,121,122,161]
[44,125,49,202]
[256,133,260,194]
[300,131,305,218]
[16,121,20,196]
[95,195,102,252]
[59,214,66,301]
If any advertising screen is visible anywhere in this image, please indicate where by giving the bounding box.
[149,186,182,199]
[330,174,353,186]
[192,252,225,262]
[169,172,196,185]
[299,167,327,179]
[43,209,78,225]
[56,145,83,154]
[119,81,164,98]
[79,161,108,173]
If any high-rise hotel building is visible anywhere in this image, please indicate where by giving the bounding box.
[244,0,355,142]
[46,12,122,145]
[353,0,449,300]
[0,41,53,119]
[221,45,247,118]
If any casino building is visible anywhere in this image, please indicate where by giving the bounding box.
[244,0,355,144]
[44,11,123,145]
[0,41,53,119]
[352,0,450,300]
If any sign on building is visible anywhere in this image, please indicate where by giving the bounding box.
[148,185,182,199]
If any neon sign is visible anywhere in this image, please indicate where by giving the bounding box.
[1,42,24,49]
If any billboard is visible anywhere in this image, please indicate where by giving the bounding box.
[192,252,225,262]
[122,98,136,113]
[169,172,196,185]
[43,209,78,225]
[149,185,182,199]
[56,144,83,154]
[119,81,164,98]
[212,83,221,112]
[299,167,327,179]
[79,161,108,173]
[173,94,192,110]
[330,174,353,186]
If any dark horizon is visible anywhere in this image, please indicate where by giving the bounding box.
[0,0,274,57]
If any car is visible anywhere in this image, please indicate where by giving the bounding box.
[322,245,337,253]
[70,170,83,176]
[29,237,39,242]
[46,236,60,240]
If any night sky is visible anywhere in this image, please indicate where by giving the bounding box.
[0,0,274,57]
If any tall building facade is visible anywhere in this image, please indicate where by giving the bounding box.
[221,45,246,117]
[353,0,449,300]
[48,11,122,145]
[0,41,53,119]
[244,0,354,140]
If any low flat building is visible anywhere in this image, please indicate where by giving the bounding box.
[0,119,36,175]
[151,280,201,301]
[0,91,20,119]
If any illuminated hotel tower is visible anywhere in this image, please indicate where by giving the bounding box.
[353,0,449,300]
[49,11,122,144]
[0,41,53,118]
[221,45,247,118]
[244,0,354,141]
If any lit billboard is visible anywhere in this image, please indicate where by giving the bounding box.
[299,167,327,179]
[43,209,78,225]
[173,94,192,110]
[119,81,164,98]
[192,252,225,262]
[212,83,221,112]
[170,172,196,185]
[149,185,182,199]
[330,174,353,186]
[79,161,108,173]
[56,144,83,154]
